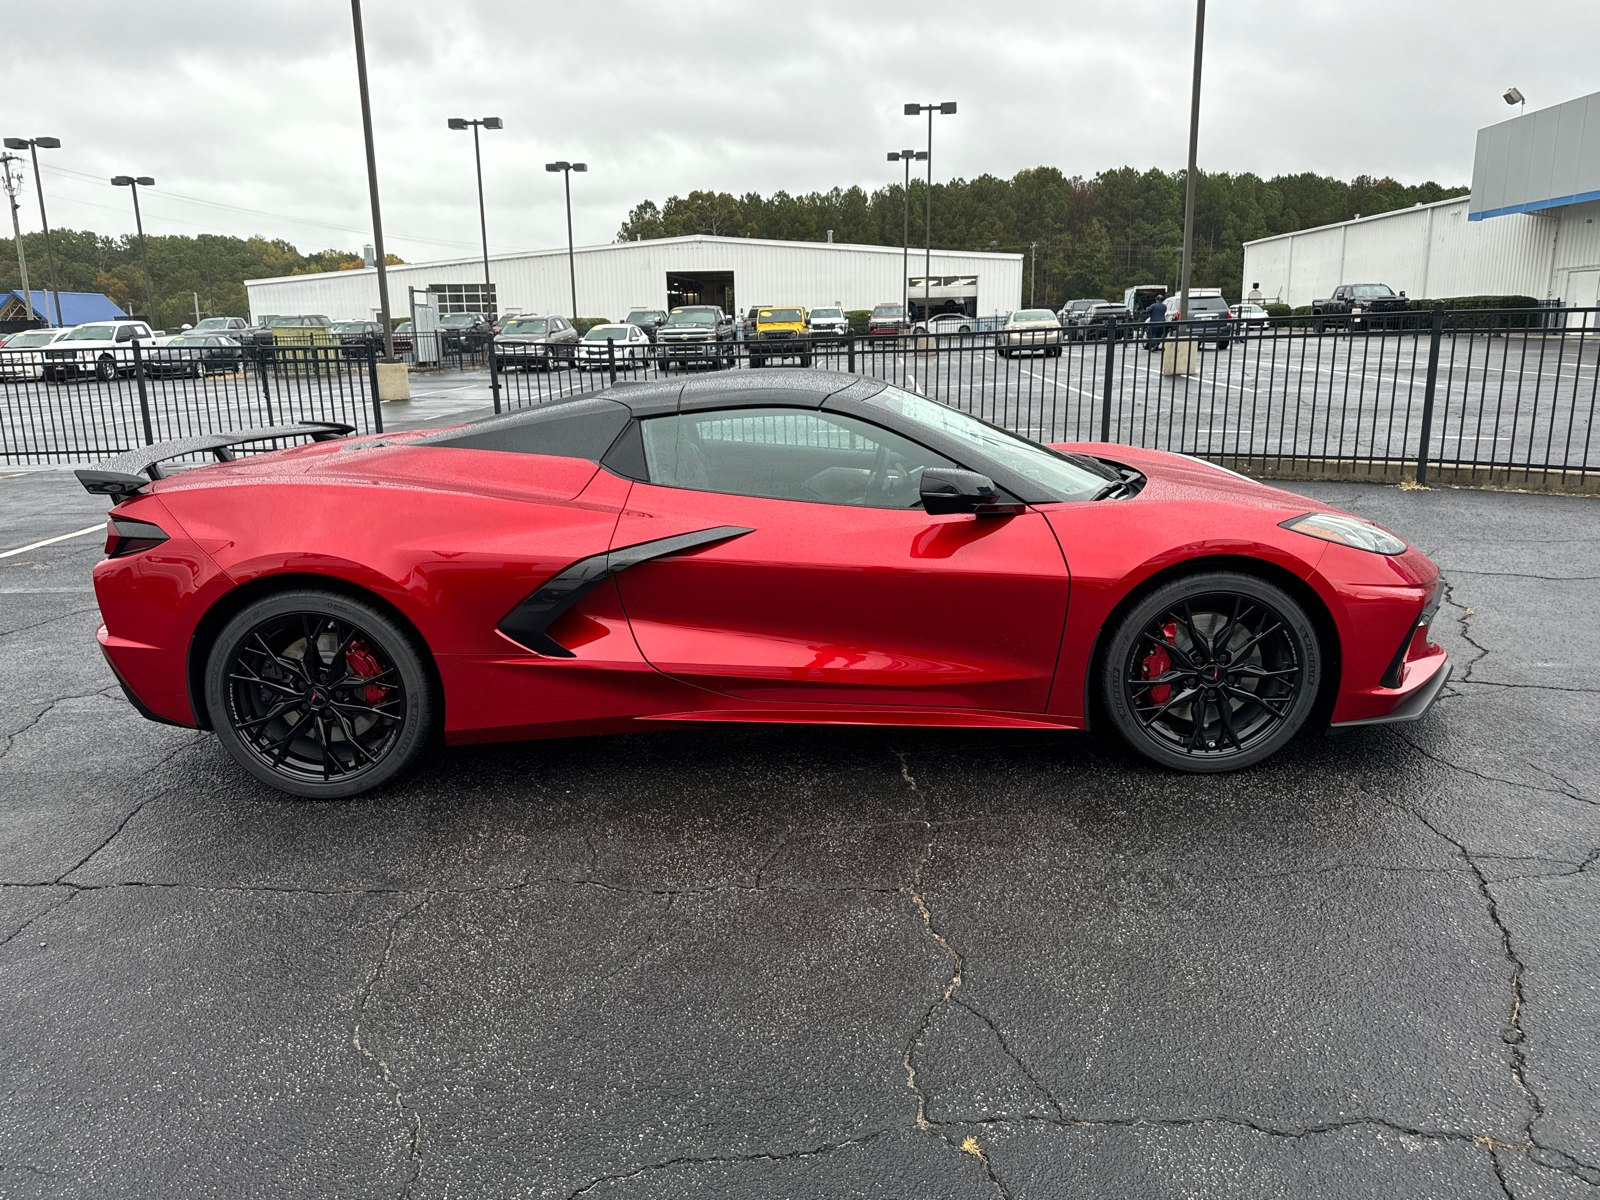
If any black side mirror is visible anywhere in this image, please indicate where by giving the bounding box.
[920,468,1025,517]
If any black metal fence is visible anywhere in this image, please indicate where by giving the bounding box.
[4,305,1599,492]
[484,303,1600,490]
[0,340,384,464]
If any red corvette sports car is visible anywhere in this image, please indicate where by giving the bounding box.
[77,370,1449,798]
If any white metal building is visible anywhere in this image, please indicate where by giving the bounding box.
[1243,88,1600,309]
[244,234,1024,324]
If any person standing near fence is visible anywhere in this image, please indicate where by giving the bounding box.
[1144,292,1168,350]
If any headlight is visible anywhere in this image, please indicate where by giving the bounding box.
[1282,512,1407,555]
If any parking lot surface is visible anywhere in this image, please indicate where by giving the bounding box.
[2,466,1598,1199]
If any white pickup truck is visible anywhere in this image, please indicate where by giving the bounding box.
[40,319,164,383]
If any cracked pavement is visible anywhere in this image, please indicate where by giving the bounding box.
[1,467,1598,1198]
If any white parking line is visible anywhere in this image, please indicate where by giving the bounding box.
[0,523,105,559]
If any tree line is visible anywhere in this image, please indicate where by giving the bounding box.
[619,166,1467,309]
[0,228,396,330]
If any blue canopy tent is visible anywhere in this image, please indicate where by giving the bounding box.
[0,290,128,326]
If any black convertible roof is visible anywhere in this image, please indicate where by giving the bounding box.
[415,369,887,461]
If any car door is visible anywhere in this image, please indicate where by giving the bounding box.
[609,404,1071,712]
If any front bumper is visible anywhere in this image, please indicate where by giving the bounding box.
[660,339,719,357]
[1331,655,1452,728]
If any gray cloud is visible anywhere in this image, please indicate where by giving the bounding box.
[4,0,1596,262]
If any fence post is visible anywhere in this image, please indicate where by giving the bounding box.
[607,337,617,386]
[366,339,384,434]
[1100,316,1117,442]
[255,344,276,426]
[848,332,856,374]
[1416,300,1446,486]
[131,339,154,446]
[487,330,502,414]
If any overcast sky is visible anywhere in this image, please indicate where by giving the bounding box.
[5,1,1597,265]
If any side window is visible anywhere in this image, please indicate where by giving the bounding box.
[639,406,957,508]
[115,326,134,342]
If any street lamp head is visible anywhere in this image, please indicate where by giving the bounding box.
[3,138,28,150]
[903,103,921,116]
[915,151,927,161]
[888,152,899,161]
[447,118,468,130]
[137,176,154,186]
[940,102,957,115]
[572,163,587,172]
[482,117,503,130]
[1504,87,1525,106]
[33,137,60,149]
[111,175,134,186]
[546,161,567,172]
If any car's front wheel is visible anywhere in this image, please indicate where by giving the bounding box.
[205,590,433,798]
[1102,571,1320,772]
[95,354,117,382]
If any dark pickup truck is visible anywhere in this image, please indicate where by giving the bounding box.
[1311,283,1410,330]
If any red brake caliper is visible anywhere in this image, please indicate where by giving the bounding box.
[344,641,389,704]
[1141,621,1179,705]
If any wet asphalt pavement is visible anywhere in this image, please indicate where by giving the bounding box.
[1,467,1598,1199]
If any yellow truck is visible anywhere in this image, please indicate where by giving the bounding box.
[750,305,811,367]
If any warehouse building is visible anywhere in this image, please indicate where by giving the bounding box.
[244,234,1023,324]
[1242,88,1600,310]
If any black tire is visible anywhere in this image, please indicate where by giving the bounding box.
[95,355,117,382]
[205,590,433,798]
[800,355,813,367]
[1101,571,1321,773]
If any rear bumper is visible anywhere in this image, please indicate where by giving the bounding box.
[1331,654,1451,728]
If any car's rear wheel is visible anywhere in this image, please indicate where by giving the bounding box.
[205,590,433,798]
[1102,572,1320,772]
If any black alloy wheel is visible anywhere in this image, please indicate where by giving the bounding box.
[1103,571,1320,772]
[206,590,432,798]
[95,354,117,382]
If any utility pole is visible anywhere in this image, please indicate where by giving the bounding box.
[350,0,395,360]
[887,150,925,321]
[1177,0,1205,325]
[3,137,62,326]
[0,153,33,321]
[904,102,956,321]
[111,176,156,322]
[1030,241,1038,307]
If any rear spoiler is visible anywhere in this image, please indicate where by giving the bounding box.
[74,422,354,498]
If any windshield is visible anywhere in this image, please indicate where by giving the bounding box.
[64,324,120,341]
[872,305,903,318]
[1352,284,1395,298]
[1185,298,1229,313]
[1012,310,1058,323]
[666,312,714,326]
[330,323,370,334]
[625,311,662,324]
[583,326,629,341]
[812,308,843,319]
[191,318,231,331]
[868,386,1108,502]
[503,319,549,335]
[758,308,804,323]
[439,314,478,328]
[4,331,60,347]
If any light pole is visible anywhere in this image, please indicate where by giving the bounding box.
[349,0,395,360]
[1177,0,1205,327]
[887,149,925,321]
[545,161,587,319]
[111,176,156,323]
[3,136,62,326]
[447,117,502,320]
[0,153,33,321]
[903,102,955,321]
